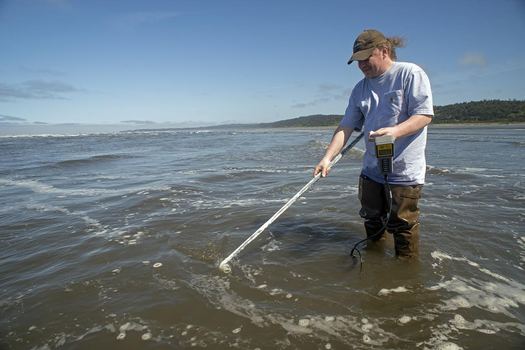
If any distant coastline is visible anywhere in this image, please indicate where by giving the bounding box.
[215,99,525,129]
[2,100,523,137]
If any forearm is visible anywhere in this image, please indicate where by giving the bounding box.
[394,114,432,138]
[314,126,354,177]
[370,114,432,139]
[322,126,353,161]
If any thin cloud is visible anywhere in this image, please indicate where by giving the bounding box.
[121,120,157,125]
[112,11,179,32]
[291,97,331,109]
[20,66,67,77]
[292,84,350,109]
[0,79,82,101]
[460,52,487,68]
[0,114,26,122]
[318,83,343,92]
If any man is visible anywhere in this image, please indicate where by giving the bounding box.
[314,29,434,258]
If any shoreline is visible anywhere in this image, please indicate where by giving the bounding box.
[1,122,524,138]
[246,122,525,131]
[429,122,525,129]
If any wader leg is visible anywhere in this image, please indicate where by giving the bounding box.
[388,184,423,258]
[358,175,387,241]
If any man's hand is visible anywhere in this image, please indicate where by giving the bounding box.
[369,126,398,140]
[313,157,331,177]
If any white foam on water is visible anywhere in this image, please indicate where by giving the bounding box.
[422,310,525,350]
[261,239,281,252]
[418,319,465,350]
[518,236,525,264]
[298,318,310,327]
[98,227,147,246]
[426,250,525,347]
[189,273,400,347]
[23,321,144,349]
[152,272,180,291]
[449,313,525,335]
[0,177,172,200]
[398,316,411,324]
[431,251,512,283]
[431,251,525,317]
[116,321,149,340]
[190,275,266,326]
[25,203,105,231]
[226,167,304,174]
[269,288,285,296]
[377,286,409,296]
[194,197,288,210]
[0,178,113,196]
[435,342,463,350]
[429,276,525,319]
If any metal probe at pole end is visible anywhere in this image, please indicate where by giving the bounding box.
[219,262,232,274]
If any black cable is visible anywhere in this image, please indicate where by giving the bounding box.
[350,174,393,270]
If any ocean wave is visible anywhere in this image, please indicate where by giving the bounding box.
[0,133,97,139]
[0,178,115,196]
[430,251,525,318]
[426,165,507,179]
[302,139,329,150]
[426,165,451,175]
[25,203,103,229]
[0,177,172,198]
[417,250,525,349]
[189,274,399,347]
[224,166,305,174]
[55,154,136,168]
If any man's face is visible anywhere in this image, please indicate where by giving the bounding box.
[358,47,389,78]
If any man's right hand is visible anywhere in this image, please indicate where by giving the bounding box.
[313,158,331,178]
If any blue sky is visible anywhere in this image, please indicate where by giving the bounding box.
[1,0,524,125]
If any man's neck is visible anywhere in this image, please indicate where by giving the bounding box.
[380,59,394,75]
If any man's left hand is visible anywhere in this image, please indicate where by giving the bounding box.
[369,126,398,140]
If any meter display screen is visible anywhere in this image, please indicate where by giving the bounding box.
[375,144,394,158]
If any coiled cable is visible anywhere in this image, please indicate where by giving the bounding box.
[350,174,393,270]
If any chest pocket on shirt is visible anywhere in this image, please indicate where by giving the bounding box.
[381,90,403,117]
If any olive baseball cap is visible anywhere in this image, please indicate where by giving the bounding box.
[347,29,387,64]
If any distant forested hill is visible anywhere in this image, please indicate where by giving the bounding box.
[433,100,525,123]
[257,114,342,128]
[247,100,525,128]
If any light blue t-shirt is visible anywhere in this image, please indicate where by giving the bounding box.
[340,61,434,185]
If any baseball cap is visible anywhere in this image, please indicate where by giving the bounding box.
[347,29,387,64]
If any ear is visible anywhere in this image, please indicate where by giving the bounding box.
[380,46,389,59]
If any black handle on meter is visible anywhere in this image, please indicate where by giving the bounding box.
[374,135,395,174]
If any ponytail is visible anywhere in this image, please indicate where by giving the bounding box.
[381,36,405,61]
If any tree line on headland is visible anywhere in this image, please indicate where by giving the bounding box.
[244,99,525,128]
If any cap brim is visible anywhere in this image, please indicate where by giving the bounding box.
[347,47,375,65]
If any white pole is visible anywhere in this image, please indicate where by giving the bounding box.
[219,132,364,273]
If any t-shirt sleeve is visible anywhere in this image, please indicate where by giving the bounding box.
[406,67,434,117]
[339,88,364,130]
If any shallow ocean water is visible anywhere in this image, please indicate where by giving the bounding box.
[1,125,524,349]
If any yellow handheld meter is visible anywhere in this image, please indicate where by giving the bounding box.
[374,135,395,174]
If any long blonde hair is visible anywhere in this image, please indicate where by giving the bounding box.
[379,36,405,61]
